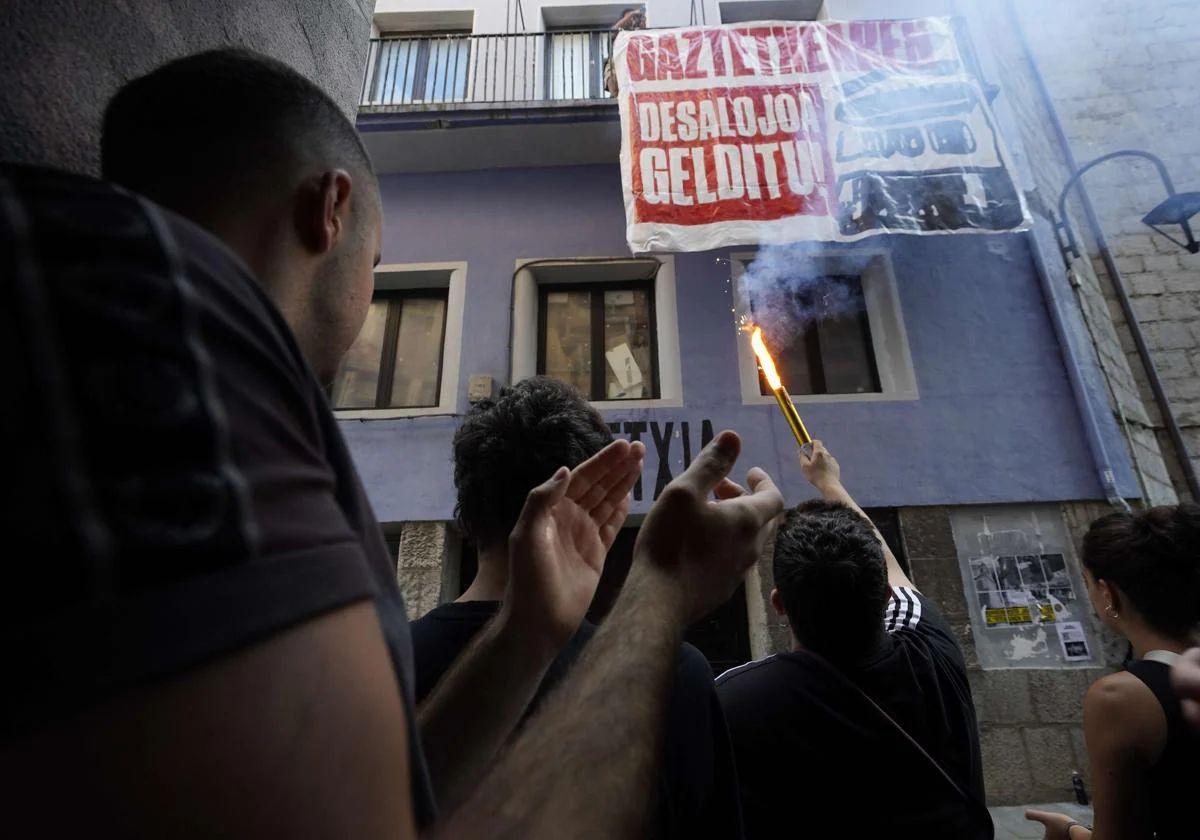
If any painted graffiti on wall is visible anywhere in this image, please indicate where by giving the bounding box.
[608,418,714,501]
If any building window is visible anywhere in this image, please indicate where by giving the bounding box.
[544,27,613,100]
[332,288,448,409]
[751,275,882,396]
[733,251,917,404]
[370,31,471,104]
[513,258,681,408]
[718,0,822,23]
[537,281,659,401]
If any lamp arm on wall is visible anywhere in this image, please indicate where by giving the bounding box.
[1056,149,1177,260]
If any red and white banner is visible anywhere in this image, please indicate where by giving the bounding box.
[615,18,1028,252]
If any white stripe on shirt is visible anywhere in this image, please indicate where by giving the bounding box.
[884,586,922,633]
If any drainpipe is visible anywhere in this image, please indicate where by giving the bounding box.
[1007,0,1200,501]
[1026,229,1129,510]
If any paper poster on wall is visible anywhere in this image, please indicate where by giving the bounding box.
[969,553,1079,629]
[951,507,1097,669]
[614,18,1029,252]
[1057,621,1092,662]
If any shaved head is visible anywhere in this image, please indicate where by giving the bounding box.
[102,48,375,224]
[102,48,383,385]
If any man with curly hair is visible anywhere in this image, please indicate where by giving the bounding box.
[412,376,743,835]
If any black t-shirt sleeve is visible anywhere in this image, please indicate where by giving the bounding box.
[0,169,380,733]
[885,586,966,669]
[659,643,745,839]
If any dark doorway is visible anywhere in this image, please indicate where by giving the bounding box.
[685,584,752,677]
[587,526,752,676]
[585,527,638,623]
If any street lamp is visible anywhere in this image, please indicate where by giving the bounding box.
[1055,148,1200,501]
[1143,191,1200,254]
[1058,149,1199,258]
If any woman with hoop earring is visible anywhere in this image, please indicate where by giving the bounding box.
[1027,505,1200,840]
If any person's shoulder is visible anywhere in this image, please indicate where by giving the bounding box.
[1084,670,1164,758]
[714,654,783,688]
[885,586,970,674]
[1085,670,1161,718]
[884,586,930,634]
[677,641,714,683]
[159,205,265,299]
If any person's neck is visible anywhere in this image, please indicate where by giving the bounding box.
[458,546,508,603]
[205,212,301,312]
[1123,620,1194,659]
[209,215,322,371]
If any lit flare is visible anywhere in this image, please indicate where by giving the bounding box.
[750,326,812,447]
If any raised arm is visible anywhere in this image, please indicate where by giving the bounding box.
[800,440,915,590]
[417,438,644,810]
[437,430,783,838]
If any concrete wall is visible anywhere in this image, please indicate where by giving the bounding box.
[900,504,1119,805]
[0,0,376,174]
[1013,0,1200,499]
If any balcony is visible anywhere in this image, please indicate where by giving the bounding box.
[359,30,619,111]
[357,30,623,174]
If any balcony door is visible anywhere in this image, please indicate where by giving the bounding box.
[544,28,612,100]
[371,31,471,105]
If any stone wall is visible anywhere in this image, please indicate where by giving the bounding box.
[1013,0,1200,499]
[402,503,1118,804]
[898,505,1114,805]
[395,521,459,619]
[1,0,375,175]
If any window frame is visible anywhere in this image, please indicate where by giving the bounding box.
[332,287,449,411]
[536,279,661,402]
[717,0,823,24]
[542,26,613,100]
[334,262,467,420]
[732,249,918,405]
[752,274,883,397]
[370,28,472,104]
[512,257,683,410]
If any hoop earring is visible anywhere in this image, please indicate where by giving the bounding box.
[1105,605,1119,620]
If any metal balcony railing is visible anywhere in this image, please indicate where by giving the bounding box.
[359,30,619,109]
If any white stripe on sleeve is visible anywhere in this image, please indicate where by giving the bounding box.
[884,586,922,633]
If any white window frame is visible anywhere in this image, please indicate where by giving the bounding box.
[717,0,823,24]
[731,248,918,405]
[512,256,683,409]
[372,9,475,34]
[334,261,467,420]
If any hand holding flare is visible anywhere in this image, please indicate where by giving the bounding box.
[750,326,813,448]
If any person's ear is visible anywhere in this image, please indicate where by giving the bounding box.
[296,169,354,256]
[769,587,786,617]
[1096,578,1123,618]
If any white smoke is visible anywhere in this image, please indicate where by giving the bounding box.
[734,242,872,343]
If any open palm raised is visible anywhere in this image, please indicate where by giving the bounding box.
[504,438,645,649]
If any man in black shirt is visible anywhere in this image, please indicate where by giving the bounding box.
[717,441,991,839]
[2,48,786,839]
[413,377,743,835]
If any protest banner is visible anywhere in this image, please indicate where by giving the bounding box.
[614,18,1029,252]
